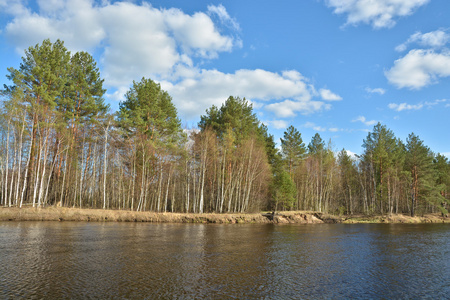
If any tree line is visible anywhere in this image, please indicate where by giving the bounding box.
[1,39,449,216]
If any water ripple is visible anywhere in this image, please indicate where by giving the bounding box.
[0,222,449,299]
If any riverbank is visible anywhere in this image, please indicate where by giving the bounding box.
[1,207,449,224]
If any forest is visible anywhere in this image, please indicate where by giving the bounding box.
[1,39,449,217]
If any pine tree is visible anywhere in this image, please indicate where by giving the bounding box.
[272,170,297,211]
[433,153,450,215]
[337,149,358,214]
[117,77,183,211]
[280,125,306,175]
[405,133,438,216]
[362,123,397,214]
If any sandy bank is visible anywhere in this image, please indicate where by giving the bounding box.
[0,207,449,224]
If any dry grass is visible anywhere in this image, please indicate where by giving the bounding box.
[0,207,448,224]
[0,207,273,224]
[341,213,450,224]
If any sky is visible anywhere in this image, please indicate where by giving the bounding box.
[1,0,450,157]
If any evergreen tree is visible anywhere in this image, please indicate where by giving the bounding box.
[337,149,358,214]
[117,77,183,212]
[405,133,440,216]
[308,133,325,155]
[199,96,261,143]
[434,153,450,215]
[362,123,397,214]
[3,39,108,207]
[117,77,182,143]
[272,170,297,211]
[280,125,306,175]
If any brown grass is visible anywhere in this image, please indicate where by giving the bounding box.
[0,207,449,224]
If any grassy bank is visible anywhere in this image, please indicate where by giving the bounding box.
[0,207,449,224]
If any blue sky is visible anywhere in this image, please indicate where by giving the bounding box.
[1,0,449,157]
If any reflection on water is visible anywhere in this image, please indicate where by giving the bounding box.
[0,222,449,299]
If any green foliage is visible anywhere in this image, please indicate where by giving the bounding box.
[66,51,108,122]
[434,153,450,215]
[272,170,297,210]
[7,39,70,109]
[199,95,279,170]
[362,123,397,165]
[434,154,450,190]
[4,39,108,127]
[362,123,399,212]
[117,77,183,146]
[199,96,262,143]
[3,39,450,215]
[308,133,325,155]
[405,133,442,215]
[281,125,306,174]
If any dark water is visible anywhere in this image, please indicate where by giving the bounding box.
[0,222,449,299]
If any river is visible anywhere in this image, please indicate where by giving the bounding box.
[0,222,449,299]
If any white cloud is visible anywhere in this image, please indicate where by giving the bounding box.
[1,0,240,88]
[346,150,358,159]
[326,0,429,29]
[353,116,377,126]
[425,99,447,107]
[319,88,342,101]
[385,49,450,89]
[304,122,327,132]
[161,68,326,119]
[207,4,240,31]
[395,30,450,52]
[388,102,423,111]
[1,0,341,122]
[265,100,331,118]
[388,99,447,112]
[365,87,386,95]
[265,120,288,130]
[5,0,105,53]
[164,7,235,58]
[0,0,30,17]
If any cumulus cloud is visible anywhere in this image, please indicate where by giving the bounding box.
[1,0,239,86]
[264,120,288,130]
[1,0,342,123]
[265,100,331,118]
[161,68,320,119]
[164,7,235,58]
[388,102,423,111]
[385,49,450,89]
[395,30,450,52]
[352,116,377,126]
[325,0,429,29]
[319,88,342,101]
[365,87,386,95]
[4,0,105,52]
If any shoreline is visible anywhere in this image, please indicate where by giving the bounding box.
[1,207,449,224]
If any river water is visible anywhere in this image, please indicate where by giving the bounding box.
[0,222,449,299]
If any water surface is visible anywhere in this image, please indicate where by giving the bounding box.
[0,222,449,299]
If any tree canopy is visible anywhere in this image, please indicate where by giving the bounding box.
[0,39,449,216]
